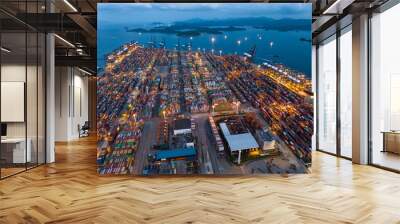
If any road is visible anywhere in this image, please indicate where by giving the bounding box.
[192,113,243,174]
[177,51,187,114]
[193,114,214,174]
[132,118,160,175]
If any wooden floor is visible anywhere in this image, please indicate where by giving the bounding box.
[1,136,400,224]
[372,150,400,171]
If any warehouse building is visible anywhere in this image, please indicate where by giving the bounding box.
[219,122,259,164]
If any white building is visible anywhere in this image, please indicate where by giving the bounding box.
[219,122,259,164]
[173,118,192,136]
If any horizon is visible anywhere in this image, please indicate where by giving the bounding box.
[98,3,311,27]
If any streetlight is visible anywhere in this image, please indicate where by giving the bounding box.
[235,101,240,114]
[163,110,166,119]
[212,105,215,114]
[219,50,222,56]
[224,35,228,40]
[237,40,241,45]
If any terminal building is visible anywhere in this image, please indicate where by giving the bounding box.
[219,122,259,164]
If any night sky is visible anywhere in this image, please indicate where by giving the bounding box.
[98,3,311,27]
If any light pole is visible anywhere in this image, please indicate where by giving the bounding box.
[235,102,240,114]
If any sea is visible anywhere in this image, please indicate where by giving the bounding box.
[97,26,312,78]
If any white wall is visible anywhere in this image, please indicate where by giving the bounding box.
[54,67,89,141]
[55,67,69,141]
[1,63,46,164]
[1,64,41,138]
[71,72,89,138]
[1,64,26,138]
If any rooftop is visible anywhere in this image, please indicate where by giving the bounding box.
[257,130,275,142]
[219,122,259,152]
[173,118,191,130]
[155,148,196,160]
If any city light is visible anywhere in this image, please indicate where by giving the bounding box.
[97,40,312,175]
[234,101,240,114]
[97,4,313,175]
[211,37,216,44]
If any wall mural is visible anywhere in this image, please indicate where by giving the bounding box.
[97,3,313,175]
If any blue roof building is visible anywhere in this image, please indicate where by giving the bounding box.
[155,148,197,161]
